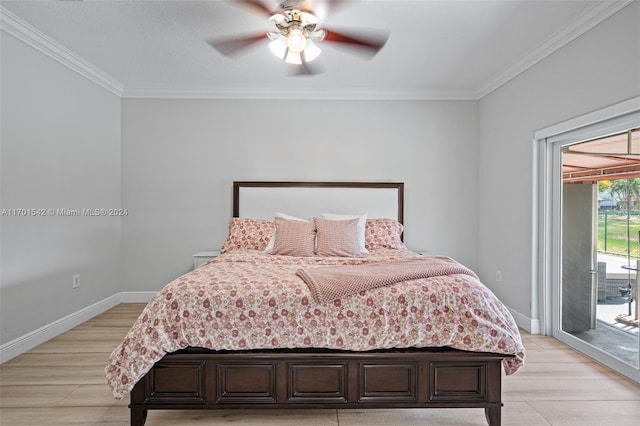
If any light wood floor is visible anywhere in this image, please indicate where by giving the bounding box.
[1,303,639,425]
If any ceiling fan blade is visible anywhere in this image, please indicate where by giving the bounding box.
[322,28,389,57]
[235,0,277,16]
[208,33,268,57]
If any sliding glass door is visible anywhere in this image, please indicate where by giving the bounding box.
[553,128,640,381]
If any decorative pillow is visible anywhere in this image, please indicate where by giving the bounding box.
[269,216,316,257]
[315,217,362,257]
[263,212,307,253]
[364,218,406,251]
[321,213,368,254]
[220,218,276,253]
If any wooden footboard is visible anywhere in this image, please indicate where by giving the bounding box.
[129,347,510,426]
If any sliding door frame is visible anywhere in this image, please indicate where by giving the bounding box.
[534,96,640,383]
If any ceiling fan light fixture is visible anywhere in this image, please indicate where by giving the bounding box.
[287,28,307,53]
[268,30,321,64]
[302,39,321,62]
[268,36,288,59]
[269,13,287,27]
[266,8,324,65]
[284,50,302,65]
[267,31,281,41]
[298,11,319,27]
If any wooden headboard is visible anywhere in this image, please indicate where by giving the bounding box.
[233,181,404,223]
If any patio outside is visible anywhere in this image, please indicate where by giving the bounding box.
[586,252,639,366]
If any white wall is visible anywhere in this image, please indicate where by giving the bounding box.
[121,99,479,291]
[0,32,122,344]
[477,2,640,326]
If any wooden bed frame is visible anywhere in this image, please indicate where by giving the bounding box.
[128,181,513,426]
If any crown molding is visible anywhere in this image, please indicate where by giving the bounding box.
[0,6,124,97]
[121,87,478,101]
[475,0,635,99]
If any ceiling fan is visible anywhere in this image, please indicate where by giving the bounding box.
[209,0,389,74]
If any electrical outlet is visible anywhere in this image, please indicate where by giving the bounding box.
[72,274,80,289]
[496,270,502,282]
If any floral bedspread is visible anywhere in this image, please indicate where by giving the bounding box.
[106,249,525,399]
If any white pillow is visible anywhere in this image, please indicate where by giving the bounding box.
[321,213,368,254]
[263,212,308,252]
[274,212,307,222]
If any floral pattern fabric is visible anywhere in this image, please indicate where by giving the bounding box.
[105,249,525,399]
[364,219,406,250]
[220,218,275,252]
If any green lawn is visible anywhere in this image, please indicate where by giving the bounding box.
[598,211,640,257]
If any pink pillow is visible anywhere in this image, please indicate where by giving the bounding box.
[364,219,406,251]
[220,218,275,253]
[315,217,362,257]
[269,217,316,257]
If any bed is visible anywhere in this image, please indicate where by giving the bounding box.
[106,181,525,426]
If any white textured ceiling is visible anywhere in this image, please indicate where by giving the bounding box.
[0,0,632,99]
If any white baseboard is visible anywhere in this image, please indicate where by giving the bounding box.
[0,291,158,364]
[121,291,156,303]
[508,306,541,334]
[0,293,121,363]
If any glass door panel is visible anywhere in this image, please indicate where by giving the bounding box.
[560,130,639,371]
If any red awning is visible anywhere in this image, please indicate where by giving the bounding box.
[562,130,640,183]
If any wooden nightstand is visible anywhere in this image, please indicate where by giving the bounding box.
[192,250,221,269]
